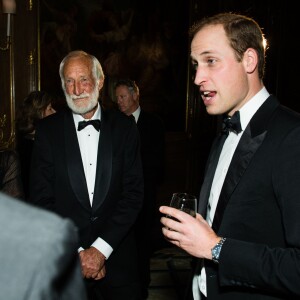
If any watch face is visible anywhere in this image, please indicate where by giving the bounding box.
[211,237,226,264]
[211,245,221,263]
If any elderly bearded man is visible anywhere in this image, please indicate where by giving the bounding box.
[30,50,144,300]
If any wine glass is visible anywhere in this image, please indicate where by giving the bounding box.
[169,192,197,218]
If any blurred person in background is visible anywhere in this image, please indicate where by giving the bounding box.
[0,149,24,199]
[0,191,87,300]
[16,90,56,200]
[115,78,165,299]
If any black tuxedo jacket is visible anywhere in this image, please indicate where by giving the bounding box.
[30,107,144,286]
[198,96,300,299]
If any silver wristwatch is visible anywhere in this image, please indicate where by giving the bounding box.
[211,237,226,264]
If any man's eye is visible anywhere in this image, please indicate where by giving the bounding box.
[65,80,73,85]
[207,58,216,65]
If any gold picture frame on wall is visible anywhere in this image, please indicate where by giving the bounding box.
[0,1,15,150]
[0,0,40,150]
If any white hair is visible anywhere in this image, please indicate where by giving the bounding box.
[59,50,104,93]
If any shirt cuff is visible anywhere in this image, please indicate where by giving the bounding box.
[92,237,113,259]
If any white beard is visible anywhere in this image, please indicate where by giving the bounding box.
[65,87,99,115]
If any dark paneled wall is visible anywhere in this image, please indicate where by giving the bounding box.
[0,0,39,149]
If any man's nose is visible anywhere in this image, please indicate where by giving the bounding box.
[194,67,207,86]
[74,82,83,95]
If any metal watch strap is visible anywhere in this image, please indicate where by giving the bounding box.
[211,237,226,264]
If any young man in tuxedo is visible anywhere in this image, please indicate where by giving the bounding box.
[160,13,300,299]
[115,79,165,299]
[30,51,143,299]
[0,192,86,300]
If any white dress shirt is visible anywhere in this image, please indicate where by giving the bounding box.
[193,87,270,299]
[131,106,141,123]
[73,104,113,258]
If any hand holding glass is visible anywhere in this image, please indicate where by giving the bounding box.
[169,193,197,218]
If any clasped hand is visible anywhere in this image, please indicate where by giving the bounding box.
[159,206,220,260]
[79,247,106,280]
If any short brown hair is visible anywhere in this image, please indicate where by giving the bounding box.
[189,13,266,79]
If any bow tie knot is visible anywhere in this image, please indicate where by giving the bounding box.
[77,119,101,131]
[222,111,242,135]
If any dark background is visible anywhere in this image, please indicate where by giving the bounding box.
[39,0,300,135]
[38,0,300,222]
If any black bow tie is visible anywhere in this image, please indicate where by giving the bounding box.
[77,119,101,131]
[222,111,242,135]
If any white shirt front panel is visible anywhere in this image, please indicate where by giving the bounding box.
[73,105,101,206]
[132,106,141,123]
[73,105,113,259]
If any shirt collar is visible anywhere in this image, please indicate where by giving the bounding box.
[239,86,270,131]
[72,103,101,126]
[131,106,141,123]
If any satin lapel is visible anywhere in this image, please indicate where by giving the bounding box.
[64,112,91,211]
[198,135,226,217]
[212,126,266,230]
[212,96,279,231]
[137,110,145,130]
[92,110,112,212]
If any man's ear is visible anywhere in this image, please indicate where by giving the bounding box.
[98,79,104,90]
[133,92,138,101]
[243,48,258,74]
